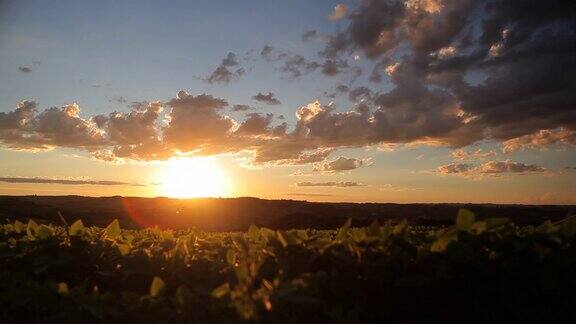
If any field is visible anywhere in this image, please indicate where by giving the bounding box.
[2,211,576,323]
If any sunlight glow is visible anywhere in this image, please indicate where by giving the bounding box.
[158,157,230,198]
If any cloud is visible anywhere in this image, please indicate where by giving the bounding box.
[18,66,32,73]
[231,104,253,112]
[163,91,234,152]
[348,86,372,102]
[252,92,281,105]
[302,30,319,42]
[379,184,423,192]
[260,45,360,79]
[0,101,105,151]
[284,193,336,197]
[437,163,474,175]
[451,148,497,161]
[235,113,275,136]
[502,128,576,153]
[328,4,348,21]
[296,181,365,187]
[317,0,576,149]
[0,176,144,186]
[260,45,275,61]
[437,160,547,177]
[478,160,547,174]
[279,54,320,79]
[313,156,367,173]
[204,52,245,84]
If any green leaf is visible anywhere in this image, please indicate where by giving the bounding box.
[486,217,509,229]
[393,219,408,235]
[36,225,54,239]
[13,220,25,233]
[456,209,475,231]
[117,243,131,256]
[69,219,85,236]
[336,218,352,241]
[368,220,381,237]
[471,221,487,234]
[561,215,576,238]
[103,219,121,239]
[211,283,230,298]
[226,249,236,266]
[431,229,458,253]
[26,219,39,238]
[149,276,166,298]
[536,220,558,234]
[350,228,366,242]
[276,231,289,247]
[247,224,260,241]
[175,285,192,305]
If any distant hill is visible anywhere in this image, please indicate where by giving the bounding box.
[0,195,574,231]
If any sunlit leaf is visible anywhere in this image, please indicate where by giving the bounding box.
[69,219,85,236]
[226,249,236,266]
[26,219,38,238]
[393,219,408,235]
[211,283,230,298]
[248,224,260,241]
[456,209,475,231]
[471,221,487,234]
[13,220,25,233]
[368,220,381,237]
[175,285,192,305]
[276,231,289,247]
[431,229,458,253]
[117,243,131,256]
[336,218,352,241]
[560,215,576,238]
[149,276,166,298]
[486,217,509,229]
[104,219,121,239]
[36,225,53,239]
[57,282,69,296]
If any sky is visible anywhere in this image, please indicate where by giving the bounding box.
[1,0,575,204]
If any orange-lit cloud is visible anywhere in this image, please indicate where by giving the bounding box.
[328,4,348,21]
[313,156,368,173]
[437,160,547,177]
[296,181,365,187]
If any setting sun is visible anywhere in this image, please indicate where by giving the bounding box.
[158,157,230,198]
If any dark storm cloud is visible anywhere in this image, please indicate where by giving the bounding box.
[204,52,245,84]
[317,0,576,150]
[0,176,144,186]
[252,92,281,105]
[348,86,372,102]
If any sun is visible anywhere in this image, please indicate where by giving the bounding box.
[158,157,231,198]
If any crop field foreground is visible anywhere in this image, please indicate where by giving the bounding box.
[2,210,576,323]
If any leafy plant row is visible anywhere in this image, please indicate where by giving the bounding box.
[1,210,576,323]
